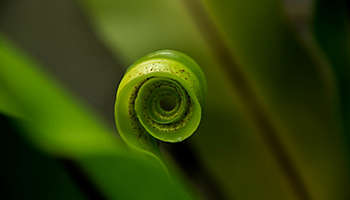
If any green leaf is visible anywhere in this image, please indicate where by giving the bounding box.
[0,35,192,200]
[115,50,206,156]
[195,0,350,199]
[312,2,350,198]
[313,0,350,135]
[79,0,350,199]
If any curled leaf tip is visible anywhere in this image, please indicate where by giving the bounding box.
[115,50,206,154]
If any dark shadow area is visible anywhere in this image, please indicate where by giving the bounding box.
[0,115,97,200]
[163,141,229,200]
[60,159,107,200]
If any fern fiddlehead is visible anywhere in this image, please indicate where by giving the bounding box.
[115,50,206,157]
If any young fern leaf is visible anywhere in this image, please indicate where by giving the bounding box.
[115,50,207,157]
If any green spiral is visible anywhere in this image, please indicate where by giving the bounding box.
[115,50,206,155]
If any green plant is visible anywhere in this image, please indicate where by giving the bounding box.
[1,0,350,199]
[0,36,191,200]
[115,50,206,157]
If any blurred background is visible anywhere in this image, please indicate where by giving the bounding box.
[0,0,349,199]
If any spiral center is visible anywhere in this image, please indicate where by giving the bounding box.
[159,95,177,111]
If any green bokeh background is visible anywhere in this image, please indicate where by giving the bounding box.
[0,0,349,199]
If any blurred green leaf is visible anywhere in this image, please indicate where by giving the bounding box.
[312,1,350,197]
[313,0,350,137]
[194,0,350,199]
[0,35,192,200]
[80,0,350,199]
